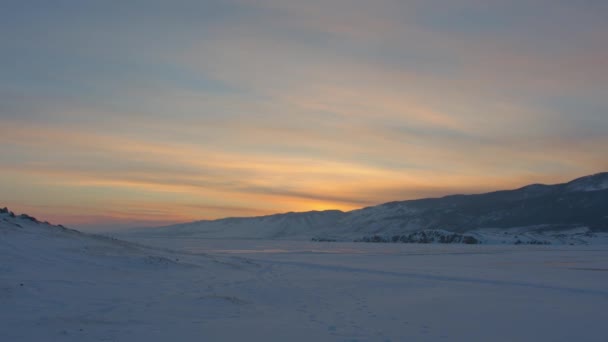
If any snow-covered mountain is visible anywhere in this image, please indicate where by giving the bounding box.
[124,172,608,244]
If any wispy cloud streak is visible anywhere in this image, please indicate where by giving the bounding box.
[0,1,606,228]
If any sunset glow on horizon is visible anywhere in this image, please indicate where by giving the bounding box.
[1,1,607,230]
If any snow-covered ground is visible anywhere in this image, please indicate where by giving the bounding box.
[2,212,608,341]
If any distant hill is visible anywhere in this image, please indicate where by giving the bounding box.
[123,173,608,244]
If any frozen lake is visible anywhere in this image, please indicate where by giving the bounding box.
[127,238,608,342]
[3,225,607,342]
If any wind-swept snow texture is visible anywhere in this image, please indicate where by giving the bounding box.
[127,172,608,243]
[2,207,607,341]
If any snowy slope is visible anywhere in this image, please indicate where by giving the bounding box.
[125,173,608,243]
[0,208,257,341]
[0,207,227,269]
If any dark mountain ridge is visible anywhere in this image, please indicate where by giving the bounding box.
[125,172,608,241]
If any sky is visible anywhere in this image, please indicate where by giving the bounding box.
[1,0,607,230]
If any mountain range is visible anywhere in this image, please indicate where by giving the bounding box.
[124,172,608,244]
